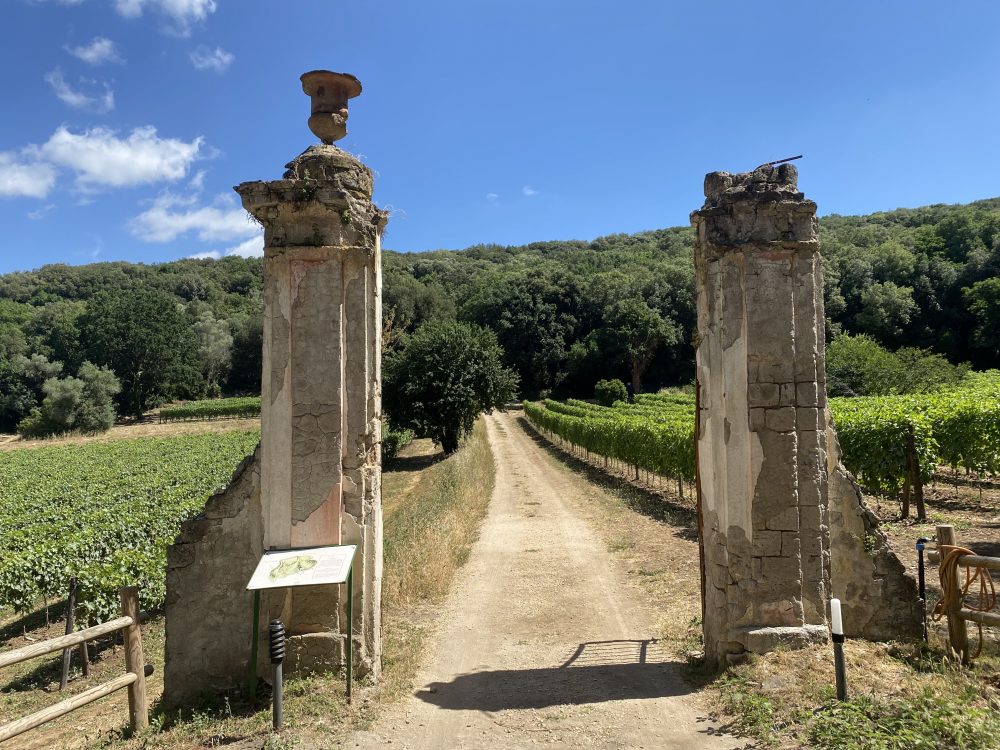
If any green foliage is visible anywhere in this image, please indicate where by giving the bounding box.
[602,297,679,394]
[228,312,263,394]
[17,361,120,438]
[594,378,628,406]
[831,373,1000,490]
[0,430,259,621]
[827,334,967,396]
[524,393,695,480]
[718,668,1000,750]
[384,321,519,454]
[191,308,234,392]
[964,277,1000,358]
[805,687,1000,750]
[717,670,779,744]
[530,374,1000,496]
[382,423,415,463]
[80,288,201,417]
[159,396,262,422]
[2,194,1000,416]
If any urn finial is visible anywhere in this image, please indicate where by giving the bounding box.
[300,70,362,145]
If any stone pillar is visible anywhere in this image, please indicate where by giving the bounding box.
[163,71,385,705]
[237,140,385,676]
[692,164,830,667]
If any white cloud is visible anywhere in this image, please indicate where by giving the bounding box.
[187,169,207,191]
[222,234,264,257]
[66,36,122,65]
[486,192,499,202]
[522,185,538,197]
[27,204,57,220]
[190,46,233,73]
[45,68,115,112]
[130,192,258,243]
[0,154,57,199]
[186,233,264,261]
[38,126,203,189]
[115,0,217,34]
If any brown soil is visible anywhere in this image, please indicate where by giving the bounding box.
[349,412,739,749]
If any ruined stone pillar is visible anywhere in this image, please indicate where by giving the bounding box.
[163,71,385,704]
[692,165,830,667]
[236,71,385,678]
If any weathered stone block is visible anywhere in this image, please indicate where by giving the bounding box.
[765,407,796,432]
[796,407,821,431]
[778,383,796,406]
[796,382,819,406]
[800,505,824,532]
[753,530,783,557]
[766,507,800,531]
[781,531,801,557]
[749,383,780,407]
[757,360,795,383]
[761,555,801,582]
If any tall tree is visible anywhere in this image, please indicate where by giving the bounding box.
[602,298,678,395]
[383,321,518,454]
[80,290,201,417]
[192,309,234,394]
[964,278,1000,362]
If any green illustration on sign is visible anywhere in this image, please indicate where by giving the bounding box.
[269,554,318,581]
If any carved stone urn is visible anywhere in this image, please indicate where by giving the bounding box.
[300,70,362,144]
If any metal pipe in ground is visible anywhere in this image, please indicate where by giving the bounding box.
[916,537,929,643]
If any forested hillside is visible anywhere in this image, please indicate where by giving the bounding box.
[2,196,999,431]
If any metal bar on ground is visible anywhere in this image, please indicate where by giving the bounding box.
[0,672,137,744]
[0,617,133,670]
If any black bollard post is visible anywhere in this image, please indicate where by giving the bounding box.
[269,620,286,730]
[830,598,847,701]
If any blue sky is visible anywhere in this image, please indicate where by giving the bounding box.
[1,1,999,275]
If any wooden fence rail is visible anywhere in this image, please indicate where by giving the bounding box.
[0,587,150,745]
[931,524,999,664]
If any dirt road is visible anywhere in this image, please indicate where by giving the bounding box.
[349,411,737,749]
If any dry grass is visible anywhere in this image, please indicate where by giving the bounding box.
[383,420,495,606]
[0,418,261,451]
[0,419,496,750]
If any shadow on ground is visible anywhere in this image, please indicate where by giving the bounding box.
[386,451,446,473]
[516,415,697,539]
[414,639,693,711]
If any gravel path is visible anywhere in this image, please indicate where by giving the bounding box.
[349,411,738,749]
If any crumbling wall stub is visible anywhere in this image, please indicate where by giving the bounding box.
[826,424,922,639]
[693,165,920,669]
[164,450,263,707]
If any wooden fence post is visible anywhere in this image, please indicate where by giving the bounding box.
[937,524,970,664]
[119,587,149,733]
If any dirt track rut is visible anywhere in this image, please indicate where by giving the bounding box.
[349,411,738,749]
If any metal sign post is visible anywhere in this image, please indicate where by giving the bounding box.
[246,544,357,707]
